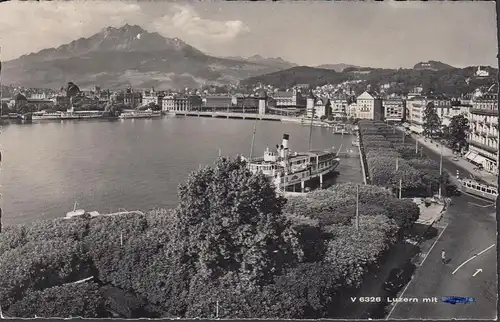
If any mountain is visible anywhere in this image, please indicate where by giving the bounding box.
[224,54,297,69]
[316,63,361,72]
[240,66,351,89]
[413,61,456,71]
[1,24,287,90]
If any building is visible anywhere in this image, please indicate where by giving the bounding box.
[168,95,203,112]
[346,102,357,119]
[162,95,175,112]
[466,93,498,173]
[306,96,330,119]
[383,98,406,123]
[356,91,383,120]
[405,96,426,134]
[142,88,162,106]
[273,90,306,109]
[204,95,233,111]
[235,96,260,112]
[330,98,348,121]
[475,66,489,78]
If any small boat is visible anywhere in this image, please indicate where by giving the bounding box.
[65,201,86,218]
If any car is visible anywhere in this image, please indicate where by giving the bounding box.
[383,262,415,293]
[452,156,459,161]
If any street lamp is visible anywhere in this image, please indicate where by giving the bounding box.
[438,144,443,199]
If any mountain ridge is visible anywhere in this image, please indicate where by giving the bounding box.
[1,24,285,90]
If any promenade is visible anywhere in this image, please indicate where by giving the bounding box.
[173,111,299,122]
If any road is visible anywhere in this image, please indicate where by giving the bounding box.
[387,194,496,319]
[385,131,497,319]
[403,132,496,187]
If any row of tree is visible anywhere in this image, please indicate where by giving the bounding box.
[359,121,452,197]
[0,157,421,319]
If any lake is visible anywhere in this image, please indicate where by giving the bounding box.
[1,116,362,226]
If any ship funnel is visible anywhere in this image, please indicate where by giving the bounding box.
[282,134,290,149]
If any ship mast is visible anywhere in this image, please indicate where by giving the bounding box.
[308,90,315,151]
[0,44,2,119]
[0,44,3,233]
[249,94,258,160]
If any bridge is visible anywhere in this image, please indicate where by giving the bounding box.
[173,111,299,122]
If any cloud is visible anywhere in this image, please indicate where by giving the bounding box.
[152,4,249,42]
[0,2,147,60]
[0,2,249,60]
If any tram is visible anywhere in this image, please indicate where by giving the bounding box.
[459,179,498,201]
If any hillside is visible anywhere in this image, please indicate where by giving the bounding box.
[241,65,498,97]
[413,60,456,71]
[239,66,352,89]
[224,55,297,69]
[316,63,360,72]
[1,24,285,90]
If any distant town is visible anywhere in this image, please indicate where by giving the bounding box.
[1,64,497,174]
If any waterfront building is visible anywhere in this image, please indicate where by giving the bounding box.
[204,95,233,111]
[383,98,406,123]
[466,92,498,173]
[306,96,330,119]
[235,96,260,113]
[330,98,347,121]
[273,90,306,109]
[162,95,175,112]
[169,95,203,112]
[356,91,383,121]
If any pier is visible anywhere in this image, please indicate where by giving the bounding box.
[173,111,298,122]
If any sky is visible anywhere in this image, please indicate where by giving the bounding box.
[0,0,497,68]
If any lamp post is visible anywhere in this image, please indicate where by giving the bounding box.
[355,184,360,230]
[438,144,443,199]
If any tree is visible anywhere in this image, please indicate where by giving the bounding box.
[422,102,441,138]
[173,157,303,288]
[444,114,469,152]
[7,282,108,318]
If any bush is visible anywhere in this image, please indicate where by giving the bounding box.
[324,215,398,288]
[7,282,107,318]
[0,239,90,308]
[285,183,420,231]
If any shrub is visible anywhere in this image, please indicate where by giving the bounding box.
[7,282,107,318]
[324,215,398,288]
[0,239,90,308]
